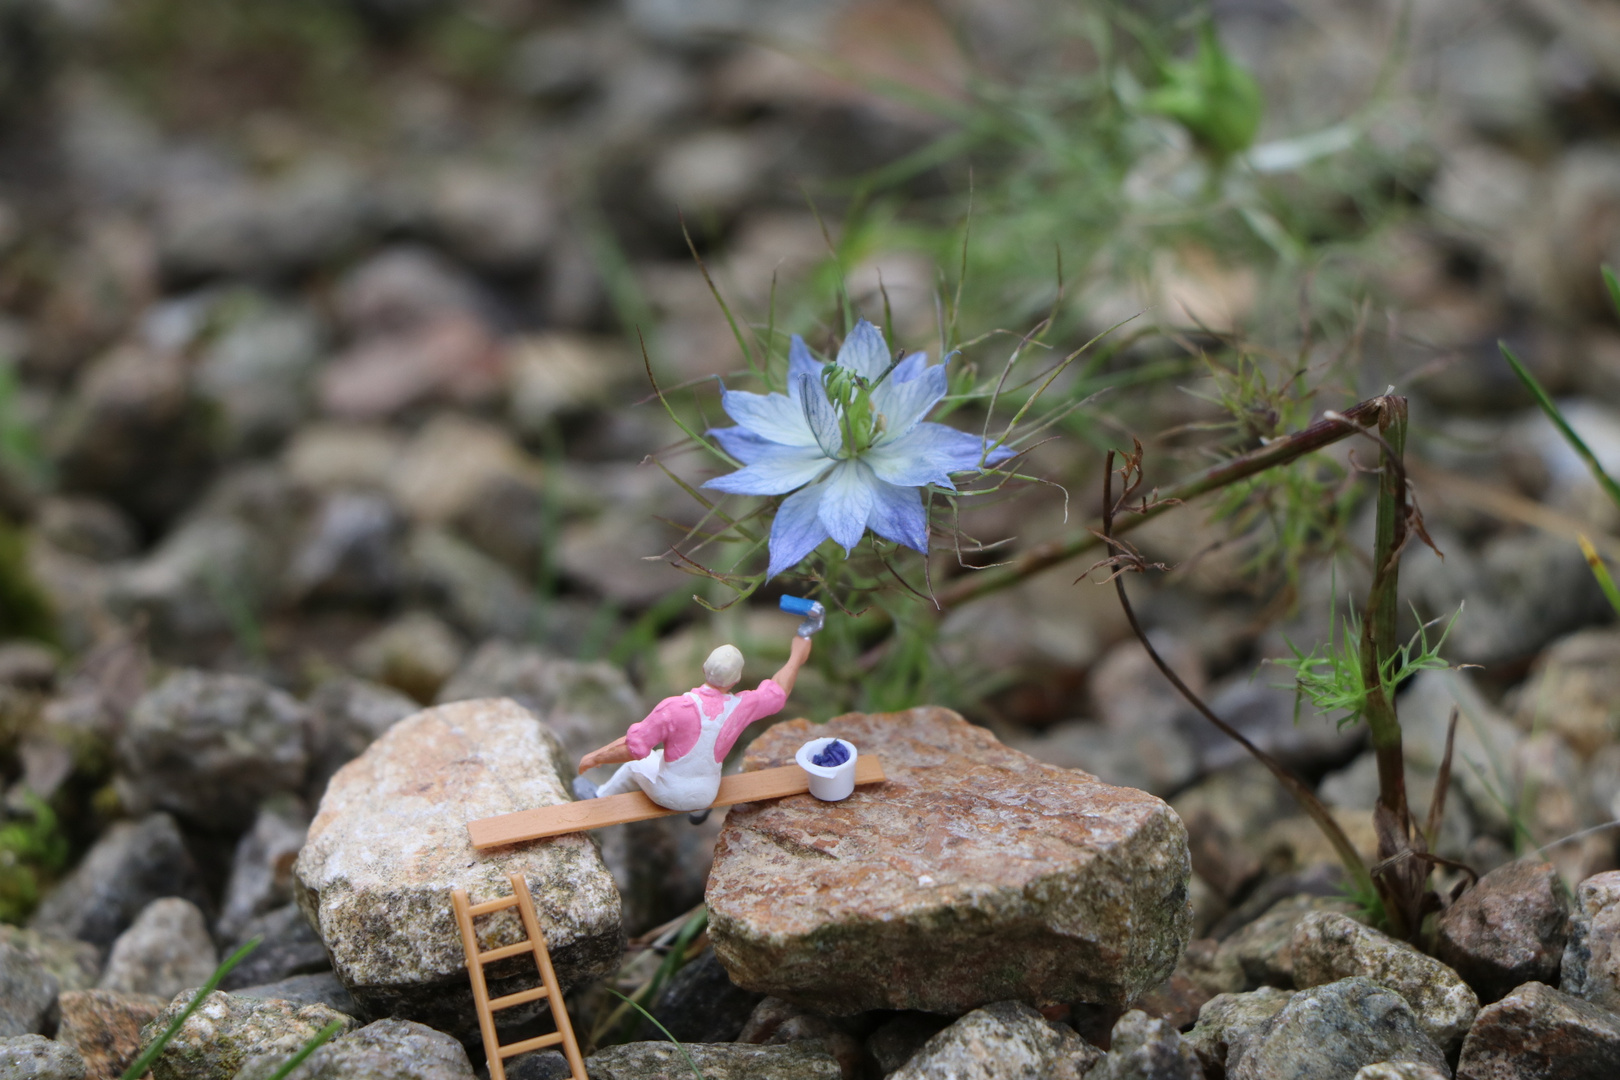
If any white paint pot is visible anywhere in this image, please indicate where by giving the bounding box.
[795,737,858,802]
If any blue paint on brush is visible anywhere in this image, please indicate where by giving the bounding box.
[811,740,850,768]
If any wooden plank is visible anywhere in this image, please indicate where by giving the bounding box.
[468,757,887,850]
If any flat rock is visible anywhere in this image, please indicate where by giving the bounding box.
[232,1017,473,1080]
[1097,1009,1200,1080]
[1561,870,1620,1012]
[293,698,622,1034]
[707,709,1191,1014]
[888,1001,1103,1080]
[582,1041,841,1080]
[1185,987,1294,1079]
[140,992,359,1080]
[98,899,217,1001]
[55,989,167,1080]
[1456,981,1620,1080]
[1229,977,1448,1080]
[31,814,208,949]
[0,1035,86,1080]
[1437,860,1569,1003]
[1292,911,1478,1053]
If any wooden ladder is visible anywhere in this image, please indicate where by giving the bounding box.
[451,872,587,1080]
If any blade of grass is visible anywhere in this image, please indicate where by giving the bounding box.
[262,1019,347,1080]
[602,988,709,1080]
[122,936,263,1080]
[1500,341,1620,510]
[1579,533,1620,618]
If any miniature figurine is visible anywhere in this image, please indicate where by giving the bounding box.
[573,632,813,824]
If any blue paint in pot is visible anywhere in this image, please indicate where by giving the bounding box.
[811,740,850,768]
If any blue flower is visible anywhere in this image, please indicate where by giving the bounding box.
[702,320,1015,579]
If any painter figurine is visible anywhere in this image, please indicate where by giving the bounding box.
[573,628,814,824]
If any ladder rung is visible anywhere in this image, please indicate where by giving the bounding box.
[478,941,534,963]
[498,1032,564,1057]
[488,985,548,1011]
[468,896,520,916]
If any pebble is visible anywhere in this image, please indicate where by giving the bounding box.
[302,678,418,803]
[1214,895,1361,993]
[31,814,208,949]
[733,998,862,1079]
[583,1041,841,1080]
[887,1001,1103,1080]
[293,699,622,1034]
[0,1035,86,1080]
[1185,987,1295,1079]
[1455,980,1620,1080]
[233,1017,474,1080]
[140,991,359,1080]
[641,948,762,1044]
[707,708,1192,1014]
[1228,977,1448,1080]
[216,904,329,993]
[97,898,217,1002]
[1353,1065,1449,1080]
[403,528,535,639]
[425,164,555,272]
[1561,870,1620,1013]
[1096,1009,1201,1080]
[283,491,405,607]
[115,671,309,833]
[54,989,168,1080]
[506,334,632,434]
[333,246,486,338]
[0,943,57,1037]
[105,514,277,645]
[349,610,465,704]
[218,803,309,943]
[1436,860,1569,1004]
[230,973,358,1018]
[1291,911,1479,1053]
[33,498,137,564]
[191,299,324,453]
[317,312,503,420]
[0,929,100,995]
[386,415,538,527]
[1509,628,1620,756]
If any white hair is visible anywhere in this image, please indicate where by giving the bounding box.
[703,644,744,688]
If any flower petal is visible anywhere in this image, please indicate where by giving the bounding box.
[866,423,1014,488]
[702,443,832,495]
[720,388,818,447]
[866,479,929,553]
[768,482,830,579]
[787,335,824,395]
[817,460,877,553]
[708,425,776,464]
[795,373,844,458]
[835,319,890,381]
[871,354,947,439]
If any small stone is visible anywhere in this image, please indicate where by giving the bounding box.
[0,645,57,692]
[217,905,329,993]
[218,803,309,943]
[281,425,402,493]
[583,1041,841,1080]
[1437,860,1569,1003]
[386,415,538,527]
[1510,628,1620,756]
[140,992,358,1080]
[318,313,503,420]
[1455,981,1620,1080]
[1185,987,1294,1079]
[1229,977,1448,1080]
[425,165,554,272]
[733,998,862,1079]
[1353,1065,1449,1080]
[0,930,99,995]
[1098,1009,1200,1080]
[1564,870,1620,1012]
[34,498,137,564]
[293,699,621,1034]
[1215,895,1361,992]
[0,1034,87,1080]
[864,1013,951,1076]
[302,678,417,802]
[31,814,208,949]
[55,989,168,1080]
[283,491,405,607]
[116,672,309,833]
[232,1017,473,1080]
[404,528,535,639]
[350,611,465,704]
[230,974,357,1018]
[334,247,484,337]
[641,949,762,1044]
[887,1001,1104,1080]
[708,708,1192,1014]
[1292,911,1478,1053]
[0,943,57,1037]
[106,515,277,646]
[192,300,324,453]
[98,899,216,1002]
[506,335,631,434]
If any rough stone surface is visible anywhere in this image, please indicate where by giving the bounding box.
[1561,870,1620,1012]
[707,709,1192,1014]
[641,949,762,1044]
[1215,895,1360,992]
[141,991,359,1080]
[218,802,309,942]
[1456,981,1620,1080]
[55,989,167,1080]
[31,814,208,949]
[232,1018,473,1080]
[1185,987,1294,1079]
[1292,911,1479,1053]
[732,998,862,1079]
[1437,860,1569,1003]
[0,930,99,995]
[582,1041,842,1080]
[887,1001,1104,1080]
[1229,977,1448,1080]
[1097,1009,1200,1080]
[217,904,329,992]
[1353,1065,1449,1080]
[116,671,310,833]
[293,698,622,1035]
[98,898,217,1001]
[303,679,417,801]
[864,1013,951,1076]
[0,1035,86,1080]
[230,974,358,1018]
[0,944,57,1037]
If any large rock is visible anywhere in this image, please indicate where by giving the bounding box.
[31,814,208,949]
[293,698,622,1034]
[0,1035,86,1080]
[887,1000,1103,1080]
[1229,977,1448,1080]
[55,989,168,1080]
[140,992,358,1080]
[116,672,310,833]
[232,1018,474,1080]
[582,1041,841,1080]
[1437,860,1569,1003]
[1291,911,1478,1053]
[1563,870,1620,1012]
[707,708,1191,1014]
[1456,981,1620,1080]
[98,899,217,1001]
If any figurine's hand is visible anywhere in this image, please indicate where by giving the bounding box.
[789,634,812,664]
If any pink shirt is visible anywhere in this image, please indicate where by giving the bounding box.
[625,680,788,764]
